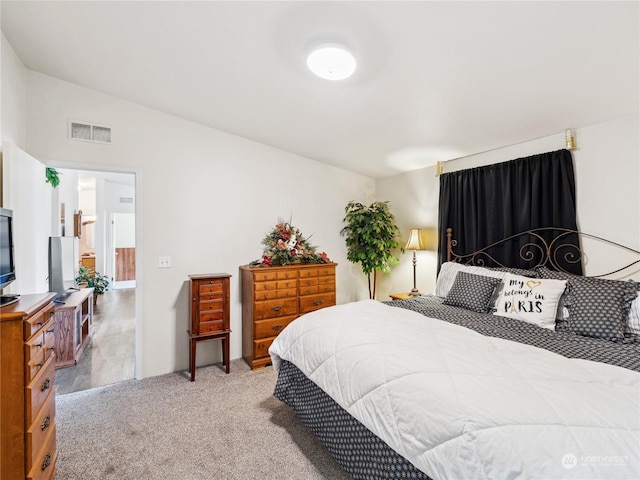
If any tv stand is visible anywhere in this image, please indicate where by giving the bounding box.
[0,294,20,307]
[52,288,94,368]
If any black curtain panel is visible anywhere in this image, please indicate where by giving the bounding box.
[437,149,582,274]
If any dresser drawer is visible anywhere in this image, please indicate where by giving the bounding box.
[299,285,319,296]
[254,298,297,320]
[253,271,278,282]
[254,315,297,339]
[24,304,55,339]
[276,279,297,289]
[26,389,56,474]
[26,355,55,426]
[27,424,57,480]
[276,270,295,280]
[253,336,277,360]
[199,297,223,312]
[299,277,319,288]
[25,319,55,380]
[198,319,225,334]
[298,268,319,279]
[198,280,224,295]
[299,293,336,315]
[318,282,336,294]
[276,288,297,298]
[317,267,335,277]
[43,321,56,361]
[255,280,278,292]
[198,292,224,304]
[318,275,335,286]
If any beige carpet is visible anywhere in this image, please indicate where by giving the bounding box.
[55,359,351,480]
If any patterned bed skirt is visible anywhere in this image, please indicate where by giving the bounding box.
[274,360,432,480]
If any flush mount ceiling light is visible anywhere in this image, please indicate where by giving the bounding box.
[307,45,357,81]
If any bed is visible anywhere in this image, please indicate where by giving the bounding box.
[268,228,640,479]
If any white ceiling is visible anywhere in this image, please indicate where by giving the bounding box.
[2,1,638,179]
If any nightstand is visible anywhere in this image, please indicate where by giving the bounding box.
[389,293,414,301]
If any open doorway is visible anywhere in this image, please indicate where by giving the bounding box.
[54,168,137,395]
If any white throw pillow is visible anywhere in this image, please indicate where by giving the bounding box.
[628,296,640,335]
[493,273,567,329]
[435,262,505,298]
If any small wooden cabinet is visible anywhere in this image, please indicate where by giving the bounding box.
[1,292,58,480]
[80,255,95,271]
[189,273,231,381]
[53,288,94,368]
[240,263,337,370]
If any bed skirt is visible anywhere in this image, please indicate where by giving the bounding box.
[274,360,432,480]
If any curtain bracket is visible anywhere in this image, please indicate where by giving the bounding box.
[435,161,445,176]
[565,129,577,150]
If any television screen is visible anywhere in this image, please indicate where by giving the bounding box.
[0,208,16,291]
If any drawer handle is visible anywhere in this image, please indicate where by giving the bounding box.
[41,378,51,392]
[42,453,51,471]
[272,324,282,331]
[35,342,43,348]
[272,305,282,312]
[46,328,55,334]
[42,415,51,431]
[314,300,324,306]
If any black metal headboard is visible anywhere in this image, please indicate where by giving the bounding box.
[446,227,640,277]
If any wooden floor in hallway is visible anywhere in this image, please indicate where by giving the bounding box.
[55,288,135,395]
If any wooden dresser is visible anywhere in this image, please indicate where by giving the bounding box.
[189,274,231,381]
[240,263,337,370]
[1,292,58,480]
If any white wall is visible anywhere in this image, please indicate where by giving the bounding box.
[24,70,374,379]
[0,34,27,149]
[1,142,51,294]
[376,115,640,299]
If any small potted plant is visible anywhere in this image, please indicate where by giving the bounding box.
[75,266,110,305]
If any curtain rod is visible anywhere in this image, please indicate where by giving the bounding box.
[435,128,576,177]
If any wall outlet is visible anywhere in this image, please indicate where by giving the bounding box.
[158,256,172,268]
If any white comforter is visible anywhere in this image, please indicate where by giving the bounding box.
[269,300,640,480]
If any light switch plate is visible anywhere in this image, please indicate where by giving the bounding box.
[158,256,171,268]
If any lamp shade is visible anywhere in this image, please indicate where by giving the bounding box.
[405,229,425,251]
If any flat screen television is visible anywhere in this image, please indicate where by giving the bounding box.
[0,207,18,306]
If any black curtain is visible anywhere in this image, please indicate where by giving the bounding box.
[437,149,582,274]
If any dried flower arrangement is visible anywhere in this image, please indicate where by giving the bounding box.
[250,219,331,267]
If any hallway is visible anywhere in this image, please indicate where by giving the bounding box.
[55,288,135,395]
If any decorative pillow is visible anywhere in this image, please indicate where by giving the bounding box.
[435,262,505,297]
[443,271,502,313]
[489,266,538,278]
[536,266,637,341]
[493,273,567,329]
[626,284,640,336]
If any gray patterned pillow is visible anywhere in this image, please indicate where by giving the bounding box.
[443,271,502,313]
[536,266,637,341]
[489,266,538,278]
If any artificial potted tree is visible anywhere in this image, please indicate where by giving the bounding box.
[76,266,110,306]
[340,201,403,299]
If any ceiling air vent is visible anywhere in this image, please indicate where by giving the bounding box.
[69,121,112,144]
[120,197,134,204]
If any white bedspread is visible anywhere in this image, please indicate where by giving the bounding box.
[269,300,640,480]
